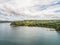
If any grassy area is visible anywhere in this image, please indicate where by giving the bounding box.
[10,20,60,31]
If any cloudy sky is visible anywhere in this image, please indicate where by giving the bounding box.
[0,0,60,20]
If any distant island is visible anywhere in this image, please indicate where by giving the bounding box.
[10,20,60,31]
[0,21,12,23]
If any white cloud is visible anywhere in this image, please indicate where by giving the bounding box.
[0,0,60,20]
[33,0,58,5]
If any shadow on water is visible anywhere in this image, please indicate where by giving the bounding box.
[0,40,48,45]
[0,40,24,45]
[56,31,60,38]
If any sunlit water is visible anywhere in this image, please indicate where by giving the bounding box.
[0,23,60,45]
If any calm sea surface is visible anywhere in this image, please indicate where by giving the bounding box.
[0,23,60,45]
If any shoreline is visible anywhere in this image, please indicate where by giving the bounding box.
[10,20,60,31]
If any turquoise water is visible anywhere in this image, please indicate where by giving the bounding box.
[0,23,60,45]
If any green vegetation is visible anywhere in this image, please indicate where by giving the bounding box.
[10,20,60,31]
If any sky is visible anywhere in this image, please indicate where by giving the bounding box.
[0,0,60,20]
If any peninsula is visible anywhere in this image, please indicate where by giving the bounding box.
[10,20,60,31]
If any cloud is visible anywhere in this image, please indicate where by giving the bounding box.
[33,0,57,5]
[0,0,60,20]
[55,10,60,12]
